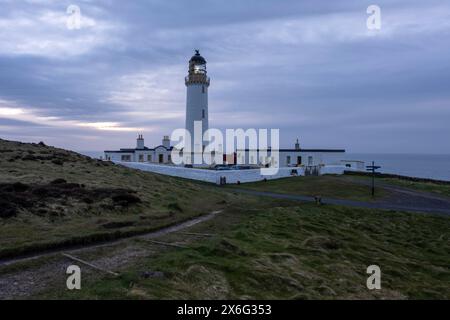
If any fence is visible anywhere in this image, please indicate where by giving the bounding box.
[117,162,310,184]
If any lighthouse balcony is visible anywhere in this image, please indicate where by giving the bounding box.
[185,75,210,86]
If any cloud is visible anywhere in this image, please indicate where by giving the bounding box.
[103,65,186,121]
[0,99,144,132]
[0,3,122,58]
[0,0,449,153]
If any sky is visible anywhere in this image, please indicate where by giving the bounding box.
[0,0,449,153]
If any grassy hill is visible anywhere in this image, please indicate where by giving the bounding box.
[0,139,242,258]
[36,204,450,300]
[1,138,449,300]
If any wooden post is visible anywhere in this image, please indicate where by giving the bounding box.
[177,232,215,237]
[366,161,381,198]
[141,239,188,249]
[371,161,375,197]
[62,253,119,277]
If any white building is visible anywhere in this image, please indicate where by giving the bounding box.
[105,135,173,164]
[237,139,345,169]
[104,50,211,164]
[104,50,349,172]
[185,50,209,149]
[340,160,365,170]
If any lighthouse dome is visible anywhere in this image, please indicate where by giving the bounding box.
[190,50,206,64]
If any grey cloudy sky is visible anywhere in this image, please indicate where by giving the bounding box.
[0,0,449,153]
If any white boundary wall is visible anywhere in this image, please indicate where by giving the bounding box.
[116,162,352,184]
[320,165,348,175]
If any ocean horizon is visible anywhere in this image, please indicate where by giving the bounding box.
[78,151,450,182]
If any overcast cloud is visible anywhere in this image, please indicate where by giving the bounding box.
[0,0,449,153]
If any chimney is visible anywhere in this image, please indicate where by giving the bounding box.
[295,138,300,150]
[162,136,170,149]
[136,134,144,149]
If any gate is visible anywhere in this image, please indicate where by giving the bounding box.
[305,165,320,176]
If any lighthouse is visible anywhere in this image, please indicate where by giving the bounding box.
[185,50,210,151]
[105,50,347,170]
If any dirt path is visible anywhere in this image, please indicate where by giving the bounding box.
[0,210,221,268]
[344,176,450,201]
[2,181,449,299]
[228,188,450,215]
[344,177,450,212]
[0,210,221,299]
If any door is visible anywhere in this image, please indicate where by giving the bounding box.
[159,154,164,163]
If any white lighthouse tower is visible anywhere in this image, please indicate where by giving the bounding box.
[185,50,210,153]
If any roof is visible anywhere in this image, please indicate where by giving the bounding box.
[237,149,346,153]
[190,50,206,64]
[153,145,173,150]
[104,146,173,153]
[341,160,364,163]
[282,149,345,152]
[104,149,136,153]
[105,147,344,153]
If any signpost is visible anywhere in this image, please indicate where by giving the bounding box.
[366,161,381,197]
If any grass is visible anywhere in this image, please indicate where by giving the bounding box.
[2,138,449,300]
[381,178,450,197]
[343,172,450,198]
[230,175,387,201]
[37,203,450,300]
[0,139,242,258]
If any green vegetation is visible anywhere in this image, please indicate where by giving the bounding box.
[343,172,450,198]
[0,139,240,258]
[2,138,449,300]
[38,203,450,299]
[231,175,387,201]
[381,178,450,197]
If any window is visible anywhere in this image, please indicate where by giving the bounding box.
[202,85,205,93]
[287,156,291,165]
[168,155,172,162]
[297,156,302,165]
[308,156,313,166]
[121,155,131,162]
[195,64,206,74]
[139,154,144,162]
[147,155,152,162]
[202,109,205,119]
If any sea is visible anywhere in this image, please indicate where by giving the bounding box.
[345,154,450,182]
[78,151,450,182]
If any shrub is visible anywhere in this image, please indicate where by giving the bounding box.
[51,178,67,185]
[0,182,30,193]
[102,221,135,229]
[112,193,141,206]
[11,182,30,192]
[21,155,38,161]
[168,202,183,212]
[0,201,17,219]
[51,159,64,165]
